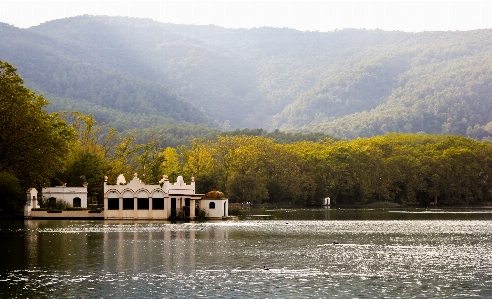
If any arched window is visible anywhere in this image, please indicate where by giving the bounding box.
[107,192,119,210]
[73,197,81,207]
[209,202,215,209]
[152,198,164,210]
[108,198,119,210]
[137,198,149,210]
[123,198,134,210]
[48,197,56,208]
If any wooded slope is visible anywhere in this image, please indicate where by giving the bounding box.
[1,16,492,139]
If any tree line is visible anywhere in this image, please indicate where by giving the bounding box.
[67,128,492,208]
[173,133,492,207]
[51,124,492,209]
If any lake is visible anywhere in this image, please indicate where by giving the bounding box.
[1,207,492,298]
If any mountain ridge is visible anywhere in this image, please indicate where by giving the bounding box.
[1,16,492,139]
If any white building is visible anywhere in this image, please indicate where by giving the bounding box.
[198,187,229,219]
[24,188,40,217]
[103,174,227,220]
[42,184,88,208]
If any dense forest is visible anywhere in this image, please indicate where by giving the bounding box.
[178,133,492,207]
[53,123,492,208]
[1,16,492,139]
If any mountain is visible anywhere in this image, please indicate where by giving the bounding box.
[1,16,492,139]
[0,20,216,132]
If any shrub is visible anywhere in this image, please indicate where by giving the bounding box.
[89,205,103,213]
[228,206,244,217]
[0,172,24,218]
[196,208,208,221]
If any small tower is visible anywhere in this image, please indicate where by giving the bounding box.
[24,188,39,218]
[199,187,229,219]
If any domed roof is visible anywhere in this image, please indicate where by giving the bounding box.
[204,187,226,198]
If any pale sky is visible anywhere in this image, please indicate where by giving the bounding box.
[0,0,491,32]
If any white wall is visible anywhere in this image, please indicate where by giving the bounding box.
[199,199,228,218]
[103,174,224,220]
[42,186,88,208]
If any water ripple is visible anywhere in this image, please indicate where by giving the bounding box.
[1,219,492,298]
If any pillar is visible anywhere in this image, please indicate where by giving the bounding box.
[190,199,196,219]
[119,196,123,219]
[149,196,153,219]
[103,196,108,219]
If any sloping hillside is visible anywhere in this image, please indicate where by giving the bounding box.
[0,21,216,131]
[1,16,492,139]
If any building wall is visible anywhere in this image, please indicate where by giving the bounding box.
[31,210,103,218]
[199,199,228,219]
[103,175,200,220]
[42,186,88,208]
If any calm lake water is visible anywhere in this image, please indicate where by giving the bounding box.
[2,207,492,298]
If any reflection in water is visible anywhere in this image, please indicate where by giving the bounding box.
[103,225,200,273]
[1,209,492,298]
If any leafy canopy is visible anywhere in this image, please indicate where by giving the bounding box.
[0,60,76,187]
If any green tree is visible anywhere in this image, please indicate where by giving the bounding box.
[135,135,165,184]
[226,143,270,204]
[105,134,137,184]
[0,60,76,187]
[0,172,24,218]
[160,147,180,182]
[52,113,107,204]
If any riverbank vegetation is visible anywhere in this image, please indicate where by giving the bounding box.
[0,61,75,217]
[50,121,492,209]
[177,134,492,207]
[6,119,492,216]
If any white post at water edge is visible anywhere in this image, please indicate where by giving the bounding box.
[323,197,330,206]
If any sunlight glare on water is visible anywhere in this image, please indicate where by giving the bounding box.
[1,211,492,298]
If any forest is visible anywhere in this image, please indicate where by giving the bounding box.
[48,119,492,209]
[1,16,492,140]
[2,56,491,217]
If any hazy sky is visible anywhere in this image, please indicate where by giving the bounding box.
[1,1,491,32]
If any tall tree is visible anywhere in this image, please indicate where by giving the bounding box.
[0,60,75,187]
[160,147,180,182]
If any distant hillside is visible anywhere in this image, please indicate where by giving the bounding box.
[0,21,216,132]
[1,16,492,139]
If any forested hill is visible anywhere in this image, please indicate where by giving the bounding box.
[0,20,216,131]
[1,16,492,139]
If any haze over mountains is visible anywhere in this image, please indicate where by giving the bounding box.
[1,15,492,140]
